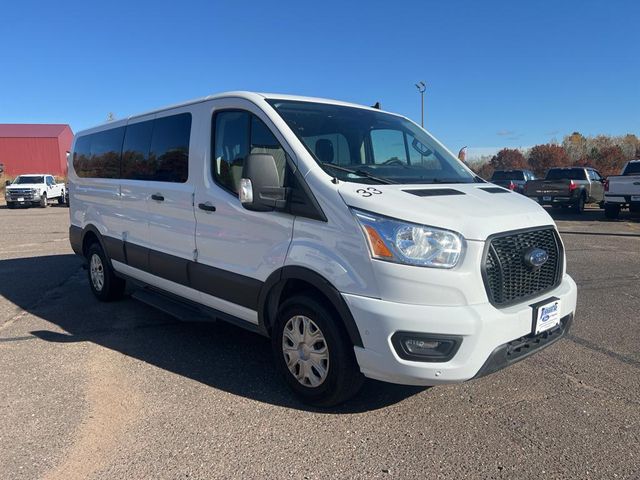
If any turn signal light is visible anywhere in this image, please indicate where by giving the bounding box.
[604,179,609,192]
[363,225,394,258]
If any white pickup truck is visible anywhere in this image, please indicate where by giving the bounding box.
[4,174,66,209]
[604,160,640,218]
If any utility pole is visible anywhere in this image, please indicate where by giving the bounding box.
[415,81,426,127]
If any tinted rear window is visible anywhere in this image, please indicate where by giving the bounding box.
[122,120,154,180]
[545,168,587,180]
[623,162,640,175]
[73,113,191,182]
[148,113,191,182]
[73,128,125,178]
[491,170,525,181]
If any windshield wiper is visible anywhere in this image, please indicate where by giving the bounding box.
[418,178,471,184]
[320,163,396,184]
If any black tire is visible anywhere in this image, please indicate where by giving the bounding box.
[6,202,15,209]
[574,195,585,214]
[57,191,65,205]
[86,242,126,301]
[604,203,620,219]
[272,295,364,407]
[40,193,47,208]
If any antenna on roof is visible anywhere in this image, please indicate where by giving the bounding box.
[371,102,381,109]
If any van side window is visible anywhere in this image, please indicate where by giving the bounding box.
[213,112,286,194]
[121,120,154,180]
[120,113,191,182]
[73,127,125,178]
[72,135,92,177]
[250,116,286,186]
[149,113,191,183]
[214,111,250,193]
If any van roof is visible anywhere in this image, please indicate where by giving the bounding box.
[76,91,396,136]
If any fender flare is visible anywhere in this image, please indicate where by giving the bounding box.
[258,266,364,348]
[70,224,123,269]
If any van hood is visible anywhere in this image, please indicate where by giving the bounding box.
[338,183,555,241]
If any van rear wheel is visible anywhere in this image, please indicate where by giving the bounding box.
[86,242,125,301]
[272,295,364,407]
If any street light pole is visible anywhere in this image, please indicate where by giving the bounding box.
[415,81,426,127]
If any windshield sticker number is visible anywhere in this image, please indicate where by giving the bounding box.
[356,187,382,197]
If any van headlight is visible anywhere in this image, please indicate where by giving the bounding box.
[352,209,464,268]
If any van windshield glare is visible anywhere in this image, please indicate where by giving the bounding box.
[267,100,476,185]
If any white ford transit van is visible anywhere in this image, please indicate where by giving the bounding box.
[68,92,577,406]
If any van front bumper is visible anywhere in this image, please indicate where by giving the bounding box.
[343,274,577,386]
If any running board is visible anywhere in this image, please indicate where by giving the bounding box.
[131,289,215,323]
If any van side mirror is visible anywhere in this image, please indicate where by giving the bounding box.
[5,180,11,186]
[239,154,287,211]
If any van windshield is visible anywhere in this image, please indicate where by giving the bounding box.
[13,176,44,184]
[268,100,477,185]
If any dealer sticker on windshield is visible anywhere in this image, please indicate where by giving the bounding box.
[531,297,561,335]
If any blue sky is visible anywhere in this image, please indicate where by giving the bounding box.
[1,0,638,158]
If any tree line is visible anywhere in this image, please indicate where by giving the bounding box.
[470,133,640,179]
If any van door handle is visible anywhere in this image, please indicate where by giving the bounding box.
[151,194,164,201]
[198,202,216,212]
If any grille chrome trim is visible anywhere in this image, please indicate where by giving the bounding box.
[7,188,36,201]
[481,226,563,308]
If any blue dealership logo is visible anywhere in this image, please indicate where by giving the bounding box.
[524,248,549,269]
[539,303,558,323]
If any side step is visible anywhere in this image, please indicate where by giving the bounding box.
[131,289,215,323]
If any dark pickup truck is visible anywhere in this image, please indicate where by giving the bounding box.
[524,167,605,213]
[490,169,537,194]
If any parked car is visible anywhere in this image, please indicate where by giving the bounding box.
[490,169,536,194]
[524,167,605,213]
[603,160,640,219]
[68,92,577,406]
[5,174,66,208]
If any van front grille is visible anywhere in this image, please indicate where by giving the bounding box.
[483,227,562,307]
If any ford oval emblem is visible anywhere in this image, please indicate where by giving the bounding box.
[524,248,549,268]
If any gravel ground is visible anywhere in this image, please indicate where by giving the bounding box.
[0,204,638,479]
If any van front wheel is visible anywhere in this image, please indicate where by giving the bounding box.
[272,295,364,407]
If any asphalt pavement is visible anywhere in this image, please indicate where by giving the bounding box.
[0,204,638,479]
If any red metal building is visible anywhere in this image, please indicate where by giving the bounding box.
[0,124,74,178]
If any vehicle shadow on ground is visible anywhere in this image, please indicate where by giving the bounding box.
[0,254,425,413]
[0,204,68,210]
[544,206,640,224]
